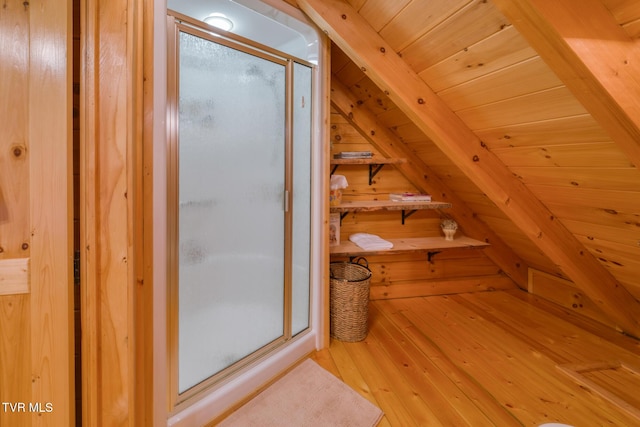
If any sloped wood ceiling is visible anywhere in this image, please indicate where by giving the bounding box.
[297,0,640,337]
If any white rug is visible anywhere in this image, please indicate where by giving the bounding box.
[218,359,384,426]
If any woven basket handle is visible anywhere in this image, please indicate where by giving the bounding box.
[351,256,369,269]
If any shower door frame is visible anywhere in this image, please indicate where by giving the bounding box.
[166,13,314,409]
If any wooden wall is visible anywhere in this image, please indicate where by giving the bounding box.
[2,0,636,425]
[0,3,32,424]
[329,109,516,299]
[0,0,74,425]
[301,0,640,336]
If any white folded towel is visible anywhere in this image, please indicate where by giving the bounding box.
[349,233,393,250]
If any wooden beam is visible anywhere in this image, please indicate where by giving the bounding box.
[491,0,640,169]
[298,0,640,337]
[331,79,529,288]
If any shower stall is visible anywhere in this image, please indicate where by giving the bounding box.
[162,1,325,423]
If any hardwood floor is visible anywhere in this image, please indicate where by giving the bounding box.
[310,290,640,426]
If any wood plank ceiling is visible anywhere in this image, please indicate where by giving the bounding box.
[295,0,640,337]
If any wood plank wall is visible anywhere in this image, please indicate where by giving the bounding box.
[1,1,74,425]
[327,0,640,308]
[329,109,516,299]
[0,4,32,421]
[528,268,618,329]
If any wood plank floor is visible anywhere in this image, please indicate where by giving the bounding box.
[310,290,640,426]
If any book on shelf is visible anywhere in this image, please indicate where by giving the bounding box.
[333,151,373,159]
[389,192,432,202]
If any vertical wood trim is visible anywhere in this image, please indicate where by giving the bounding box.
[29,0,74,425]
[81,0,139,425]
[130,0,144,425]
[79,0,99,422]
[147,1,169,424]
[137,0,155,425]
[320,38,332,349]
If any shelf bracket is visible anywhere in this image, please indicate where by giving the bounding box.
[427,251,441,263]
[401,209,417,225]
[368,163,384,185]
[339,211,349,225]
[331,164,339,175]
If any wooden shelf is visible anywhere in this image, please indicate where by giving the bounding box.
[330,157,406,166]
[330,199,452,224]
[330,200,451,212]
[330,236,489,257]
[330,157,407,184]
[327,157,483,262]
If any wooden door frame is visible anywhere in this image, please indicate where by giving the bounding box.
[79,0,154,425]
[78,0,328,425]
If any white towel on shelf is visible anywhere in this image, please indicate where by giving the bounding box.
[330,174,348,190]
[349,233,393,250]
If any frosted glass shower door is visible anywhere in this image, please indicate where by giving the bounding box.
[177,32,287,393]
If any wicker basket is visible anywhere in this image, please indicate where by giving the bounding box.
[330,258,372,342]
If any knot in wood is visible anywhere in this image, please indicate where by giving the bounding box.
[341,14,347,20]
[472,155,480,162]
[11,144,26,158]
[417,98,425,104]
